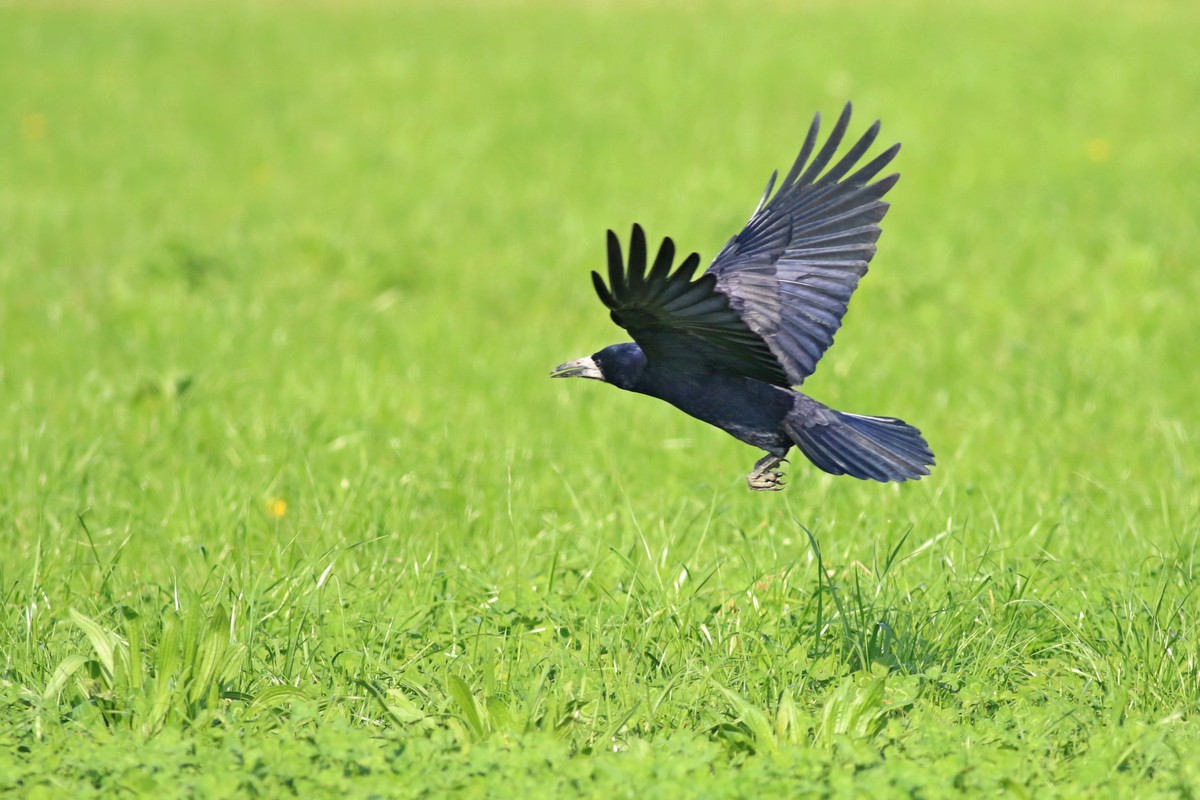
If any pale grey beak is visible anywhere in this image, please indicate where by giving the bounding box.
[551,356,603,380]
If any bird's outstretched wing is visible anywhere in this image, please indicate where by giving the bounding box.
[592,224,790,384]
[707,102,900,386]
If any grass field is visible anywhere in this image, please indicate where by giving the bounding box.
[2,0,1199,795]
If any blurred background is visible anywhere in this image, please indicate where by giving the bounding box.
[2,1,1199,790]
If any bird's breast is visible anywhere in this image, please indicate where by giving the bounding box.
[634,370,794,450]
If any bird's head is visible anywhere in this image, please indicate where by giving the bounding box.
[551,342,646,391]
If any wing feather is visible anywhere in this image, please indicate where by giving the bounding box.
[707,103,901,384]
[592,225,789,383]
[794,103,852,185]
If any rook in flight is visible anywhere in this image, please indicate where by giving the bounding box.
[552,103,934,490]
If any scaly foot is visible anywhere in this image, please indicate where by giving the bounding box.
[746,454,786,491]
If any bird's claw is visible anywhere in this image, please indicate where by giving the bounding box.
[747,454,787,491]
[746,469,785,491]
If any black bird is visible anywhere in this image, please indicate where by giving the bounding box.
[552,103,934,490]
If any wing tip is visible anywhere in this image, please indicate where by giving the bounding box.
[592,270,616,308]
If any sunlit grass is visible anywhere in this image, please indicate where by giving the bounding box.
[1,0,1199,795]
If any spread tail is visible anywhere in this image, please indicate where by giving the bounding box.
[784,399,934,482]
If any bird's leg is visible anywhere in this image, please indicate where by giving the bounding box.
[746,453,787,491]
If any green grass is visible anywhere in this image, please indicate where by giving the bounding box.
[2,0,1199,795]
